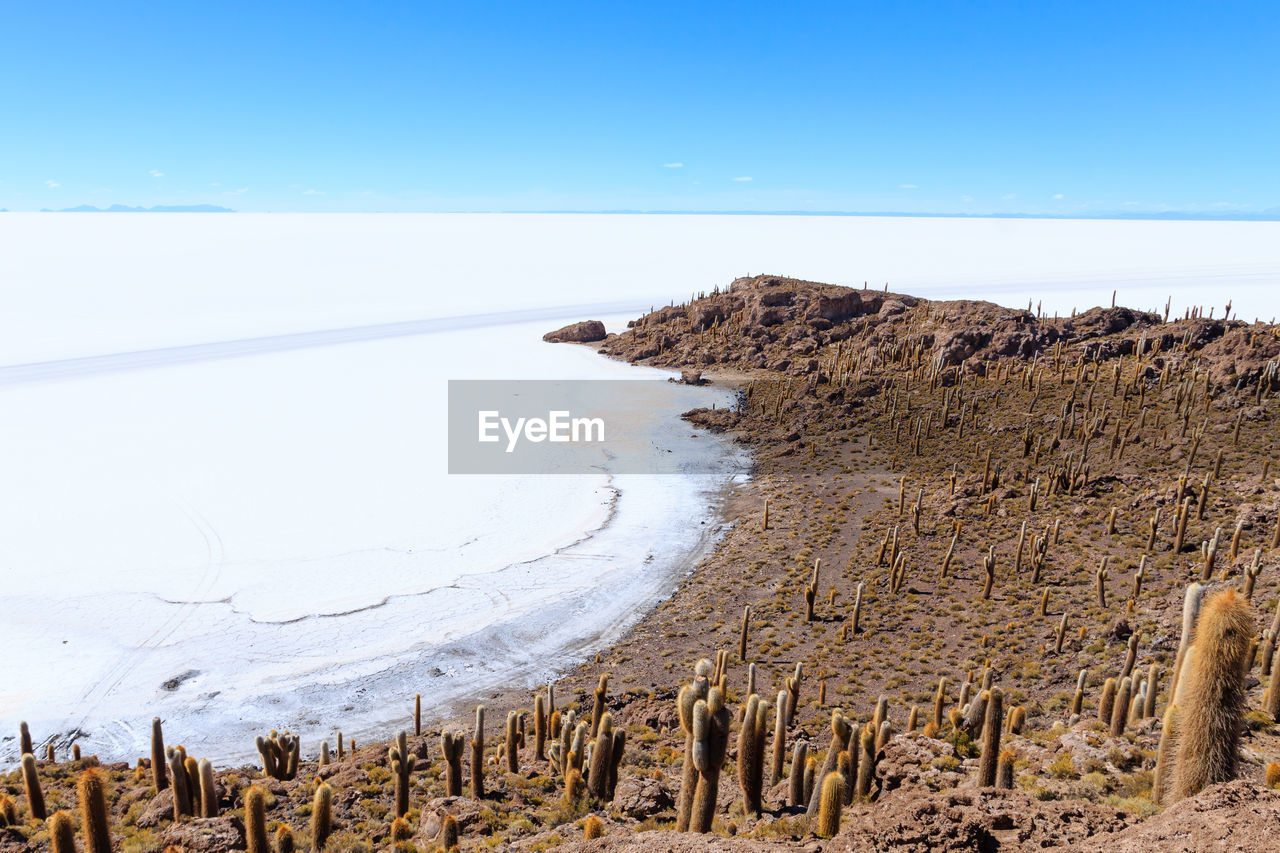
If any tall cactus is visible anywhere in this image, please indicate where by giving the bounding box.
[310,781,333,850]
[150,717,168,792]
[779,742,802,808]
[48,811,76,853]
[690,687,731,833]
[977,688,1003,786]
[1171,589,1252,801]
[814,771,844,838]
[77,768,113,853]
[245,786,269,853]
[440,731,464,796]
[470,706,486,800]
[587,713,614,801]
[21,754,46,820]
[198,759,218,818]
[736,695,768,817]
[389,730,416,818]
[675,660,711,832]
[806,711,851,816]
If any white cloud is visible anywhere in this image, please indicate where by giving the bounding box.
[45,179,60,188]
[303,189,324,195]
[961,195,973,202]
[150,169,164,178]
[1124,201,1141,206]
[209,181,221,187]
[663,162,683,168]
[1052,193,1064,200]
[898,183,918,189]
[731,176,752,182]
[225,187,248,195]
[1002,193,1017,200]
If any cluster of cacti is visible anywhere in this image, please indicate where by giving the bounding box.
[256,729,301,781]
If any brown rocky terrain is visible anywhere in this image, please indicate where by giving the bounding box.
[3,275,1279,852]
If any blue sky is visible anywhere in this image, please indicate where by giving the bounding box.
[1,1,1276,215]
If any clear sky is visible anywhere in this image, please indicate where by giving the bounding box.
[1,1,1276,215]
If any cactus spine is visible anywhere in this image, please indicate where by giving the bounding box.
[814,771,844,838]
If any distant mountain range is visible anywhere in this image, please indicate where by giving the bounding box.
[38,204,234,213]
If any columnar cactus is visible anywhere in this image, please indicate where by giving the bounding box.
[389,730,416,818]
[150,717,168,792]
[48,811,76,853]
[771,691,788,785]
[1097,678,1117,725]
[245,786,269,853]
[311,781,333,850]
[805,711,851,816]
[586,713,613,801]
[1110,677,1133,737]
[534,694,548,761]
[471,706,486,799]
[736,695,768,817]
[167,748,192,817]
[591,674,610,737]
[1171,589,1253,801]
[690,687,731,833]
[198,759,218,818]
[675,660,712,832]
[814,772,844,838]
[440,731,464,796]
[854,727,876,801]
[77,768,113,853]
[21,754,45,820]
[788,742,808,807]
[977,688,1003,787]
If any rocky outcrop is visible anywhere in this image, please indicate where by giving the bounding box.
[1078,780,1280,852]
[544,320,607,343]
[158,816,245,853]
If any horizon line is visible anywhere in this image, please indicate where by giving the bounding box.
[4,208,1279,222]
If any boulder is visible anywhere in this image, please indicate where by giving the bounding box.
[544,320,607,343]
[158,816,245,853]
[610,776,674,819]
